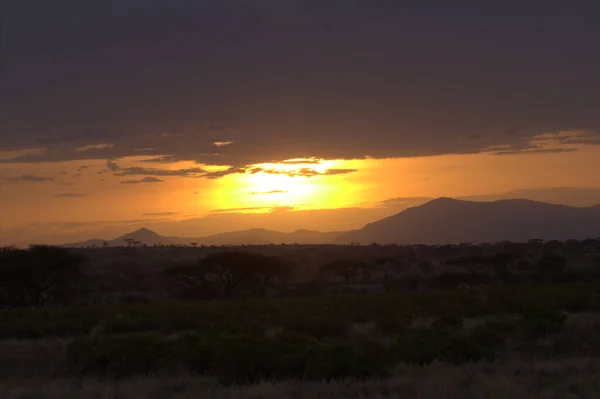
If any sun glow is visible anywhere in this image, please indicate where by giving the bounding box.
[206,159,364,212]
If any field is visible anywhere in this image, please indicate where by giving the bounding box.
[2,241,600,397]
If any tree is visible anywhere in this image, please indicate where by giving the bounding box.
[537,254,567,282]
[124,238,135,248]
[320,259,366,284]
[372,257,398,278]
[0,245,86,307]
[163,251,294,299]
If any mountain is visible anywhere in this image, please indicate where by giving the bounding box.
[174,229,342,246]
[335,198,600,245]
[63,228,172,247]
[63,228,341,247]
[61,198,600,247]
[112,228,171,246]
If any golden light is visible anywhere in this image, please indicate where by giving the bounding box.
[206,158,365,212]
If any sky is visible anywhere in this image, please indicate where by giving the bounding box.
[1,1,600,245]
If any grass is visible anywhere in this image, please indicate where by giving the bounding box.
[2,358,600,398]
[2,281,600,387]
[1,281,600,339]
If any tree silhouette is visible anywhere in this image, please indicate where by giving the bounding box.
[0,245,86,307]
[320,259,367,284]
[163,251,294,298]
[537,254,567,282]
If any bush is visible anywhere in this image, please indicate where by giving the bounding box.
[394,328,496,365]
[67,333,168,377]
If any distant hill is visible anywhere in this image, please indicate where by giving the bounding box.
[63,227,341,247]
[62,198,600,247]
[173,228,342,246]
[63,228,172,247]
[335,198,600,245]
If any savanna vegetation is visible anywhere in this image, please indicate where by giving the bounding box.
[2,239,600,396]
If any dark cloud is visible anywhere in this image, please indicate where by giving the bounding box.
[54,193,87,198]
[492,148,579,156]
[281,158,322,165]
[1,2,599,169]
[321,168,359,176]
[106,161,121,172]
[115,166,206,178]
[5,174,53,183]
[120,177,164,184]
[138,155,180,163]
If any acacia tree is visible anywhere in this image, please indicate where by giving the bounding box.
[0,245,86,307]
[319,259,367,284]
[163,251,294,299]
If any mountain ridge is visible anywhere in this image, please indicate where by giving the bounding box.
[61,197,600,247]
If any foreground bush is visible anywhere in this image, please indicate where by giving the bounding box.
[66,327,499,384]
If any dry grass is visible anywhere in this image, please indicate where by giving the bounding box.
[0,358,599,398]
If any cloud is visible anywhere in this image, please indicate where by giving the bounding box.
[492,148,579,156]
[54,193,87,198]
[270,206,295,213]
[213,141,234,147]
[115,166,206,178]
[141,212,179,216]
[5,174,53,183]
[210,206,273,213]
[76,143,114,152]
[321,168,359,176]
[138,155,180,163]
[120,177,164,184]
[281,158,322,165]
[487,131,600,156]
[106,160,121,172]
[58,182,75,186]
[0,148,46,161]
[1,3,599,172]
[248,167,359,178]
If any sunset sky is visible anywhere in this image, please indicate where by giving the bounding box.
[1,1,600,246]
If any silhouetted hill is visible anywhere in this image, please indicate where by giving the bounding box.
[112,228,170,246]
[63,228,172,247]
[335,198,600,245]
[63,228,341,247]
[171,228,341,246]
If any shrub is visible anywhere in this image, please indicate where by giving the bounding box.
[67,333,168,377]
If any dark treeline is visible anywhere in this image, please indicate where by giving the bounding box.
[2,238,600,308]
